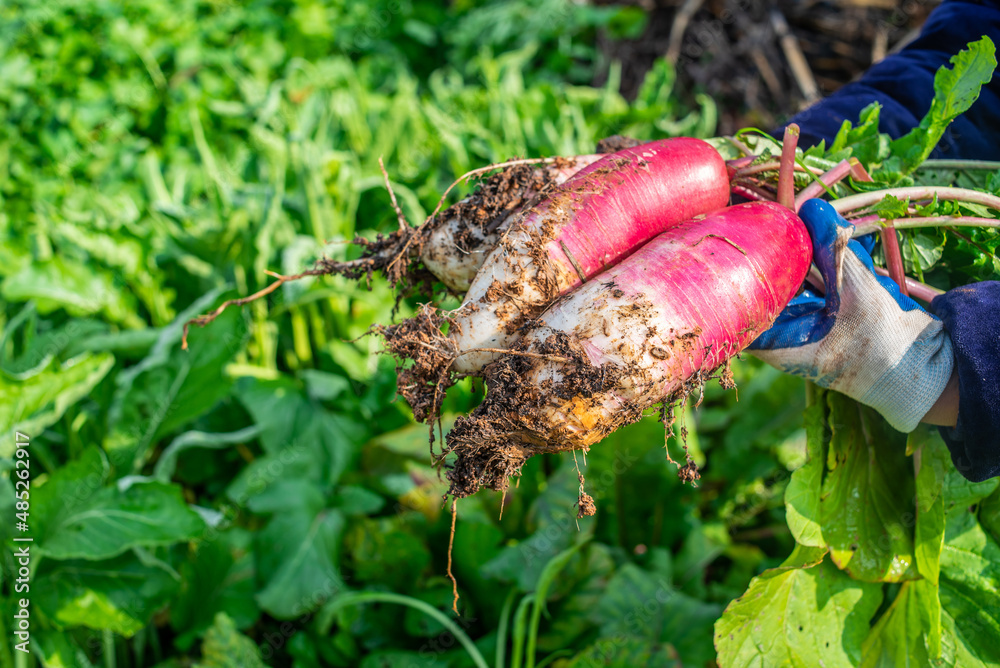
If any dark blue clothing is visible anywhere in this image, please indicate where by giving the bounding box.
[786,0,1000,480]
[933,285,1000,482]
[787,0,1000,160]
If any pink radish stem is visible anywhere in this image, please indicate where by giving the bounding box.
[848,158,873,182]
[881,223,909,296]
[853,216,1000,236]
[732,184,773,202]
[777,125,799,210]
[832,187,1000,215]
[736,162,826,177]
[793,159,852,211]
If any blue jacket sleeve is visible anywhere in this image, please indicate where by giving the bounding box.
[931,283,1000,482]
[786,0,1000,160]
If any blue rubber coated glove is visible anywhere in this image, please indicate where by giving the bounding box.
[748,199,955,432]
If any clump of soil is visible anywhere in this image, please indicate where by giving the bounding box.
[442,330,632,499]
[444,160,573,253]
[595,135,643,154]
[376,305,457,424]
[313,157,583,298]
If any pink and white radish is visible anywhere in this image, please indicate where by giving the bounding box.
[318,155,603,293]
[443,202,811,498]
[384,138,732,421]
[418,155,603,292]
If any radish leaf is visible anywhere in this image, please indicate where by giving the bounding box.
[887,36,997,176]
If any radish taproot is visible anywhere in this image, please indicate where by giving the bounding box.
[441,202,812,499]
[383,137,731,421]
[317,155,604,294]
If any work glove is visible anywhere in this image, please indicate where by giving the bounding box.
[747,198,955,433]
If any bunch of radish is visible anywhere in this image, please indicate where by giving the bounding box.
[182,128,1000,505]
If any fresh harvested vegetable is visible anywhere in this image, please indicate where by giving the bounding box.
[443,202,812,499]
[382,137,731,421]
[317,155,603,293]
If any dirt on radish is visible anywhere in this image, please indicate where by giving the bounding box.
[440,202,812,500]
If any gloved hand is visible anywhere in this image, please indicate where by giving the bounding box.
[747,198,955,433]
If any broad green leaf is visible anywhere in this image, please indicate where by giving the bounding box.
[358,652,448,668]
[565,636,679,668]
[0,305,105,380]
[34,631,97,668]
[829,102,889,166]
[595,563,722,667]
[33,551,179,637]
[1,255,143,327]
[541,543,617,651]
[255,508,346,619]
[34,447,205,560]
[869,194,909,220]
[981,487,1000,544]
[912,427,948,584]
[0,352,114,449]
[860,579,940,666]
[104,289,241,473]
[234,377,367,487]
[481,464,594,591]
[936,509,1000,664]
[170,532,259,650]
[784,399,826,547]
[345,516,432,592]
[819,394,917,582]
[153,425,265,482]
[902,230,947,274]
[888,36,997,174]
[715,555,882,668]
[195,613,267,668]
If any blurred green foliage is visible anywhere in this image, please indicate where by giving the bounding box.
[4,0,999,666]
[0,1,789,665]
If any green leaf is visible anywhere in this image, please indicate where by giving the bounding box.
[1,255,142,327]
[34,631,97,668]
[358,652,449,668]
[153,426,265,482]
[565,637,678,668]
[481,464,594,591]
[818,394,917,582]
[34,447,205,560]
[0,352,114,447]
[33,551,179,637]
[869,194,909,220]
[912,427,948,585]
[104,290,243,473]
[594,563,721,667]
[255,508,346,619]
[936,509,1000,664]
[902,230,947,274]
[235,377,367,487]
[980,487,1000,544]
[888,36,997,174]
[170,532,259,650]
[715,555,882,668]
[195,613,267,668]
[860,579,941,666]
[784,398,826,547]
[829,102,889,166]
[345,516,431,592]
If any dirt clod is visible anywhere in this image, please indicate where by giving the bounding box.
[595,135,643,154]
[377,305,456,424]
[443,330,630,498]
[577,492,597,518]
